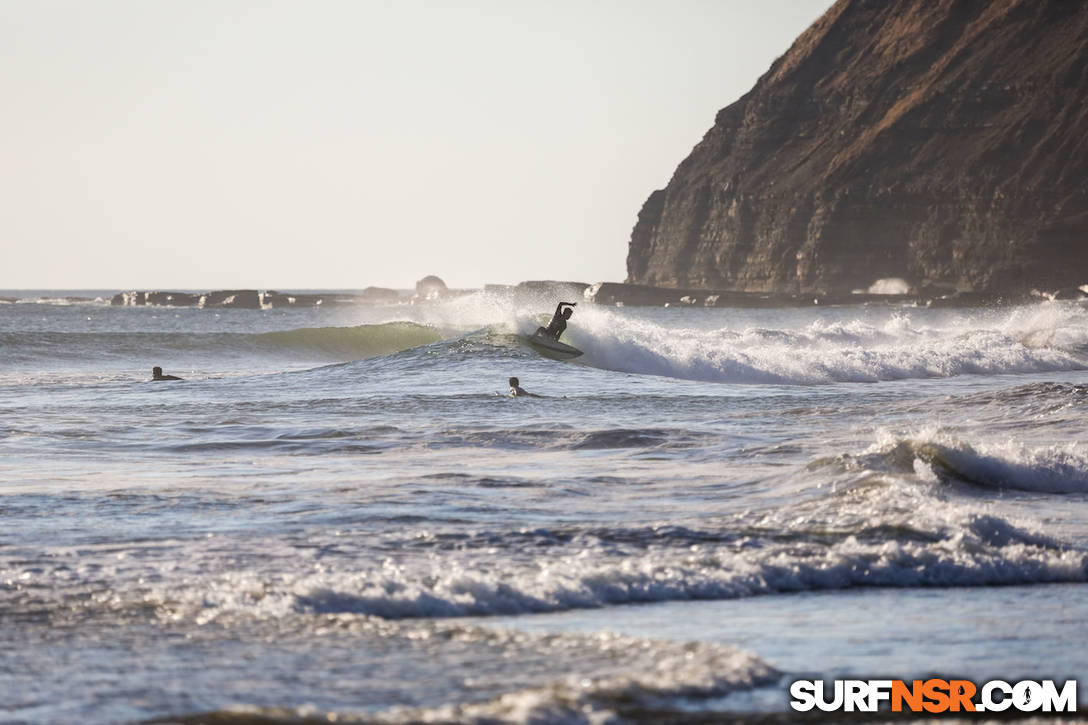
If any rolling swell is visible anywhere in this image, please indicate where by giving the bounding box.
[0,322,449,366]
[254,322,446,359]
[140,625,777,725]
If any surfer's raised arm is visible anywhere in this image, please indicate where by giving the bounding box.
[539,302,577,341]
[554,301,577,316]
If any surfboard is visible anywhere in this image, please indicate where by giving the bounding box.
[528,332,584,360]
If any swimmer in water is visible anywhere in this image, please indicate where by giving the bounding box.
[535,301,576,341]
[151,366,182,381]
[508,377,542,398]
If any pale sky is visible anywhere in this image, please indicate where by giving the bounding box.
[1,0,830,290]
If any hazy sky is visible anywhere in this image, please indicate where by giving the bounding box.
[2,0,830,290]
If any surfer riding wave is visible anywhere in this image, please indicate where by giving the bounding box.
[536,302,576,341]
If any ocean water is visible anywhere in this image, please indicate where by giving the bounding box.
[1,289,1087,724]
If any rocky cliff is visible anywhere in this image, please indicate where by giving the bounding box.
[626,0,1088,294]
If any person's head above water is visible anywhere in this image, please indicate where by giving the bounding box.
[562,308,573,319]
[152,366,182,381]
[508,376,541,397]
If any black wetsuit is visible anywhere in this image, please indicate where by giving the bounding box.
[541,302,575,340]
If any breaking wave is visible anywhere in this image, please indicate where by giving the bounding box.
[859,432,1088,494]
[274,523,1084,619]
[559,302,1088,384]
[53,502,1076,625]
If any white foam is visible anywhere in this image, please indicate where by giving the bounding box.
[561,302,1088,384]
[867,277,911,294]
[124,493,1085,625]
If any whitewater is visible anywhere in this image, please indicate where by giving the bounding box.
[1,289,1087,723]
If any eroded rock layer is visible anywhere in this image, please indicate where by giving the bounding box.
[626,0,1088,294]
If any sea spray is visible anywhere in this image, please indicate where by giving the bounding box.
[560,302,1088,384]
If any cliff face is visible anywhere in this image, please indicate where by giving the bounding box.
[627,0,1088,294]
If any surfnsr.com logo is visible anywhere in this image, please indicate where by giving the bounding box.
[790,679,1078,713]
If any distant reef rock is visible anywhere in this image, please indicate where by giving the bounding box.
[414,275,449,301]
[626,0,1088,295]
[583,280,1088,308]
[110,289,392,308]
[359,286,401,304]
[484,280,592,304]
[514,280,591,296]
[111,291,202,307]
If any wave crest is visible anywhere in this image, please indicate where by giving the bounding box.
[561,303,1088,384]
[127,511,1086,624]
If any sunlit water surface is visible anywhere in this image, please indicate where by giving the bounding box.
[2,291,1087,723]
